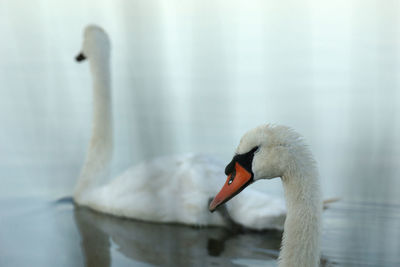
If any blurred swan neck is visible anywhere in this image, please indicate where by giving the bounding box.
[89,55,112,139]
[279,155,322,267]
[74,54,112,202]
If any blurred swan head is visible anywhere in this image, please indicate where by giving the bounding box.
[76,25,110,62]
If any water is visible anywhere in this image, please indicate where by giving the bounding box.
[0,197,280,267]
[322,202,400,266]
[1,195,399,266]
[1,0,400,266]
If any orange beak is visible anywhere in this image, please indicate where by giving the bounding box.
[209,162,253,212]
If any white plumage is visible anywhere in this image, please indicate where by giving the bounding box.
[73,25,287,230]
[210,124,322,267]
[77,151,286,229]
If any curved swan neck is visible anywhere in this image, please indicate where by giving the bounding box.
[74,53,113,202]
[279,154,322,267]
[90,55,112,140]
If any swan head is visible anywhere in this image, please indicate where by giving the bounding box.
[75,25,110,62]
[209,124,307,212]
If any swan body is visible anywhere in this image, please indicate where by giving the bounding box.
[73,25,287,230]
[210,124,322,267]
[76,153,286,228]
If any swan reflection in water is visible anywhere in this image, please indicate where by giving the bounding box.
[73,205,282,266]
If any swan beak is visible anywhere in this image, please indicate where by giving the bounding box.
[75,52,87,62]
[209,162,253,212]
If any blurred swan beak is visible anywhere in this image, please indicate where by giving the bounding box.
[209,162,253,212]
[75,52,87,62]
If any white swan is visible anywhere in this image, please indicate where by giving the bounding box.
[209,124,322,266]
[73,25,297,230]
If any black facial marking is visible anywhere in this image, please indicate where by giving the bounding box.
[224,160,235,176]
[224,146,259,178]
[75,53,87,62]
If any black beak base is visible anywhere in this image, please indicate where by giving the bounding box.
[75,53,87,62]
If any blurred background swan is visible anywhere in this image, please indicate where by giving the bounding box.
[1,0,400,266]
[73,24,289,230]
[74,25,336,230]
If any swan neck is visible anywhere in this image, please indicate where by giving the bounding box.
[279,159,322,267]
[90,56,112,137]
[74,54,112,202]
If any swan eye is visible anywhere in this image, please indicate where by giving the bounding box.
[228,168,236,185]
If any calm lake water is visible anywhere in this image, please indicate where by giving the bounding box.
[1,0,400,266]
[1,194,399,266]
